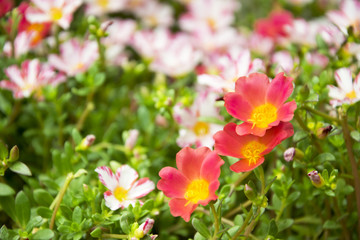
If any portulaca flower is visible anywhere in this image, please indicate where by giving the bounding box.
[49,39,98,76]
[3,31,34,58]
[328,68,360,107]
[327,0,360,35]
[271,51,299,74]
[0,59,66,99]
[173,91,223,148]
[85,0,126,16]
[95,165,155,210]
[26,0,82,29]
[134,1,174,28]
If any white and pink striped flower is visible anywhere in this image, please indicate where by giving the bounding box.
[134,1,174,28]
[0,59,66,99]
[49,39,98,76]
[328,68,360,107]
[85,0,127,16]
[26,0,82,29]
[327,0,360,35]
[95,165,155,210]
[173,91,223,149]
[3,31,34,58]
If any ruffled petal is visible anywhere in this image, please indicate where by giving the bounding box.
[335,68,353,93]
[234,73,270,106]
[95,166,118,191]
[230,157,265,173]
[200,152,224,183]
[224,92,253,121]
[277,100,297,122]
[266,72,294,107]
[157,167,190,198]
[127,178,155,199]
[168,198,197,222]
[116,165,139,190]
[235,122,268,137]
[176,147,211,180]
[260,122,294,155]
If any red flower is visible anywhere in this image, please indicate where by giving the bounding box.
[224,72,297,137]
[255,11,293,40]
[214,122,294,172]
[157,147,224,222]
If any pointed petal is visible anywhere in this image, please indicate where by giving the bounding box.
[127,178,155,199]
[176,147,211,180]
[95,166,118,191]
[157,167,190,198]
[277,100,297,122]
[266,72,294,107]
[335,68,353,93]
[230,157,265,173]
[234,73,270,106]
[116,165,139,190]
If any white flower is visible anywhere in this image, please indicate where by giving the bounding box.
[95,165,155,210]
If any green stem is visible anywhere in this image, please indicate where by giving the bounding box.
[101,234,128,239]
[195,208,234,226]
[209,202,219,239]
[229,171,252,197]
[294,111,323,152]
[275,200,286,221]
[340,110,360,236]
[258,166,265,195]
[244,207,261,237]
[302,105,339,123]
[49,173,74,229]
[96,36,106,71]
[231,207,253,240]
[54,25,60,54]
[91,142,127,153]
[224,200,252,218]
[76,101,94,131]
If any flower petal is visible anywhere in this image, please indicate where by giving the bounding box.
[230,157,265,173]
[234,73,270,106]
[176,147,211,180]
[168,198,197,222]
[235,122,268,137]
[157,167,190,198]
[335,68,353,93]
[224,92,253,121]
[127,178,155,199]
[104,191,122,210]
[95,166,118,191]
[266,72,294,107]
[200,151,224,183]
[277,100,297,122]
[116,165,139,190]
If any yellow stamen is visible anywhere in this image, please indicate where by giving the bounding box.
[114,187,128,202]
[346,90,357,99]
[97,0,109,8]
[74,63,85,71]
[241,141,267,166]
[207,18,216,30]
[184,179,209,206]
[193,121,210,136]
[248,103,277,129]
[50,8,63,21]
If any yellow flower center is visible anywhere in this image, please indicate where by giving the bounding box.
[193,121,210,136]
[248,103,277,129]
[346,90,356,99]
[74,63,85,71]
[241,141,267,166]
[97,0,109,8]
[184,179,209,206]
[114,187,128,202]
[50,8,63,21]
[27,24,45,45]
[207,18,216,30]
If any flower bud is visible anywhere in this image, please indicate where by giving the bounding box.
[76,134,96,151]
[244,184,256,200]
[134,219,154,239]
[307,170,325,188]
[9,145,19,162]
[316,125,333,139]
[283,147,295,162]
[125,129,139,150]
[150,235,158,240]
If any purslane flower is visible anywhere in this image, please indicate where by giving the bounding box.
[26,0,82,29]
[328,67,360,107]
[157,147,224,222]
[95,165,155,210]
[85,0,126,16]
[49,39,98,76]
[327,0,360,35]
[255,10,293,41]
[0,59,66,99]
[214,122,294,172]
[224,72,297,137]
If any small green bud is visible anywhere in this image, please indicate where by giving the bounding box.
[244,184,256,201]
[9,145,19,162]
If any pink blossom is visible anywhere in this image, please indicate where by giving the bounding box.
[0,59,66,99]
[248,33,274,56]
[173,91,223,148]
[95,165,155,210]
[85,0,127,15]
[3,31,34,58]
[0,0,13,17]
[134,1,174,28]
[49,39,98,76]
[305,52,329,68]
[327,0,360,35]
[328,68,360,107]
[271,51,299,74]
[26,0,82,29]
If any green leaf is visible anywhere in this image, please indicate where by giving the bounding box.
[15,191,31,228]
[9,162,32,176]
[32,229,54,240]
[120,212,134,234]
[234,215,243,226]
[0,183,15,196]
[314,153,335,163]
[141,199,154,211]
[323,220,341,229]
[194,232,207,240]
[72,206,83,224]
[90,227,102,238]
[324,190,335,197]
[0,141,8,159]
[268,219,278,236]
[71,129,83,145]
[37,207,53,219]
[350,131,360,142]
[0,225,9,240]
[33,189,54,207]
[26,216,43,233]
[192,218,211,238]
[219,184,231,200]
[287,191,300,204]
[0,196,16,222]
[277,218,294,232]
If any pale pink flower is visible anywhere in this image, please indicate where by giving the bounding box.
[179,0,239,32]
[125,129,139,150]
[134,1,174,28]
[198,48,264,92]
[271,51,299,74]
[149,34,202,77]
[286,0,313,5]
[125,0,147,10]
[248,33,274,56]
[305,52,329,68]
[26,0,82,29]
[328,68,360,107]
[95,165,155,210]
[85,0,127,15]
[173,91,223,148]
[0,59,66,99]
[49,39,98,76]
[327,0,360,35]
[319,23,346,47]
[3,31,34,58]
[347,42,360,62]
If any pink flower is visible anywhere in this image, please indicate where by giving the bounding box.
[26,0,82,29]
[134,1,174,28]
[0,0,13,17]
[271,51,299,74]
[95,165,155,210]
[255,10,293,41]
[49,39,98,76]
[328,68,360,107]
[198,48,265,92]
[224,72,297,137]
[327,0,360,35]
[0,59,66,99]
[157,147,224,222]
[85,0,126,15]
[214,122,294,172]
[3,31,34,58]
[173,91,223,148]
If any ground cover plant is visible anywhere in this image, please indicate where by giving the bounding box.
[0,0,360,239]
